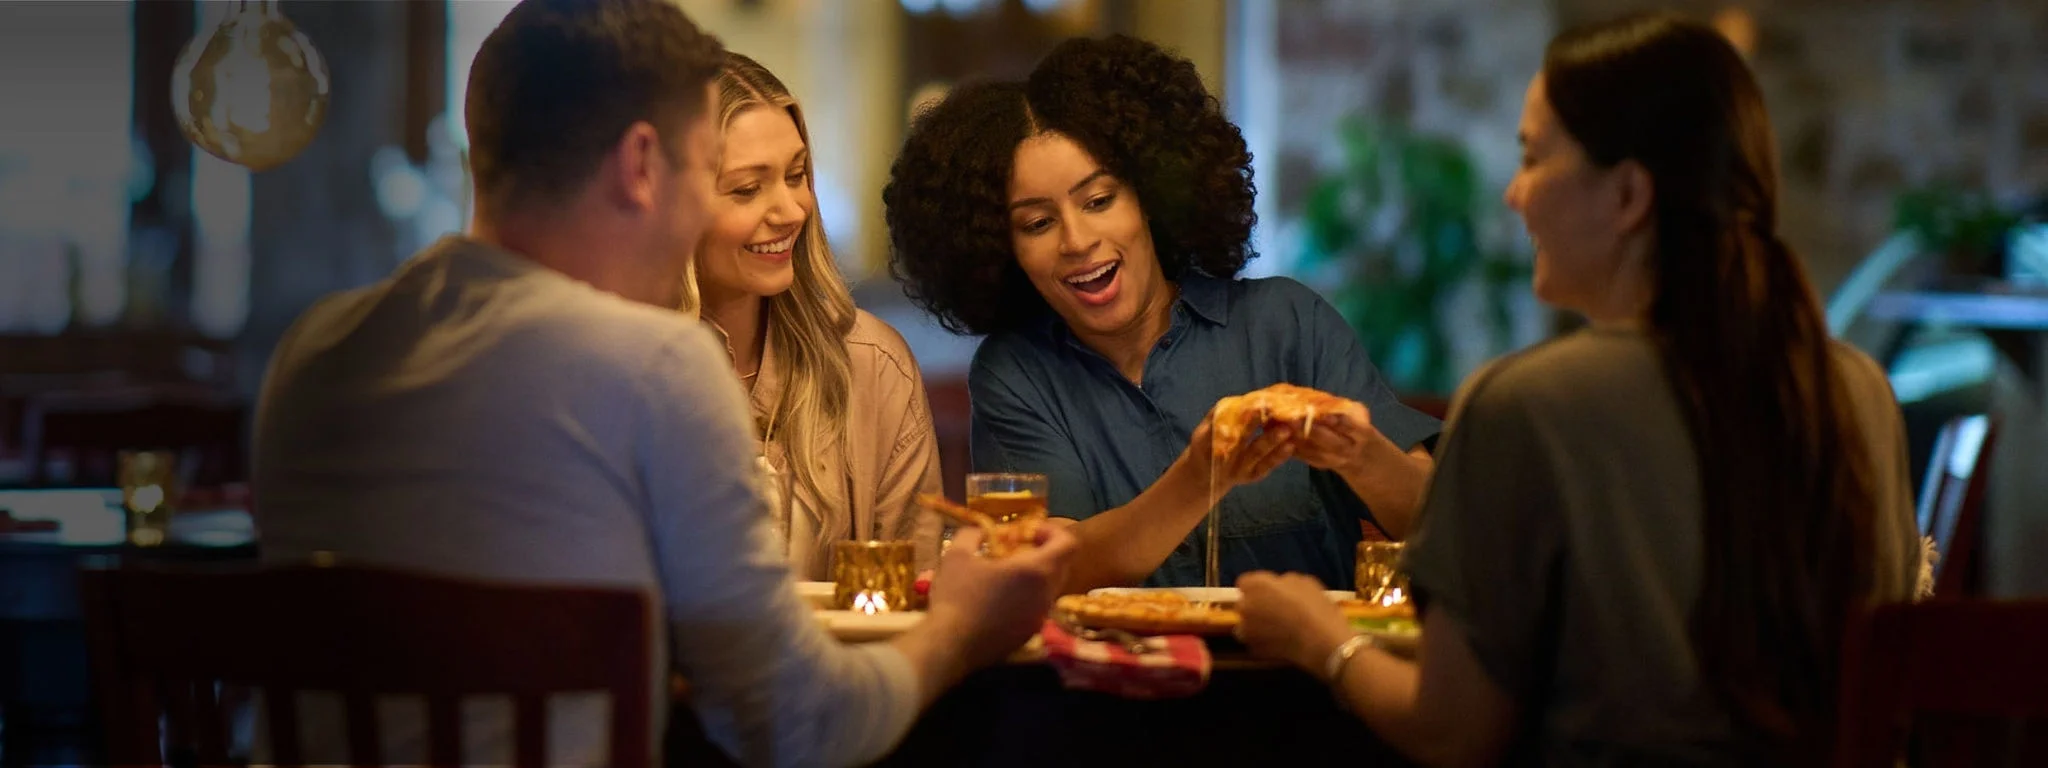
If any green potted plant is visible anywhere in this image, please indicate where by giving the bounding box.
[1296,117,1533,396]
[1890,184,2020,280]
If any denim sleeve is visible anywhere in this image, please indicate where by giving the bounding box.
[967,344,1100,521]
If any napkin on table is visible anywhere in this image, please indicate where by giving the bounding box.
[1038,619,1211,699]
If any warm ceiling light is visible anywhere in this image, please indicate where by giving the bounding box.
[171,1,331,172]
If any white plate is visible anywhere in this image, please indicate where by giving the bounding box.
[794,581,836,609]
[814,610,923,642]
[1086,587,1357,604]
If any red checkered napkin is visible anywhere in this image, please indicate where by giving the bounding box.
[1038,619,1211,699]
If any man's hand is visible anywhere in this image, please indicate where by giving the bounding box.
[922,523,1079,669]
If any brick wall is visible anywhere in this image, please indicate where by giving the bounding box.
[1255,0,2048,300]
[1237,0,1556,383]
[1559,0,2048,291]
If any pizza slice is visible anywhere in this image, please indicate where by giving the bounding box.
[1054,592,1415,637]
[916,493,1043,557]
[1209,383,1369,462]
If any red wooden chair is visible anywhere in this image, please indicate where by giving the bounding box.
[79,561,655,767]
[1834,599,2048,768]
[20,385,247,488]
[1399,394,1451,422]
[926,377,973,501]
[1915,414,1998,597]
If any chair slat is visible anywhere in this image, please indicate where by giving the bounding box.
[428,695,462,768]
[515,692,548,768]
[80,563,654,768]
[266,687,303,768]
[346,691,382,768]
[164,676,197,759]
[1915,415,1997,598]
[615,679,652,768]
[79,569,160,765]
[196,680,230,765]
[1835,599,2048,768]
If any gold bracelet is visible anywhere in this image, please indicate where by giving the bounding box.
[1323,633,1374,686]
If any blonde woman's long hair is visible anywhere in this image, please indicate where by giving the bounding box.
[680,52,858,515]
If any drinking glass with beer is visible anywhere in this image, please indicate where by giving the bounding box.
[965,472,1048,524]
[119,449,180,547]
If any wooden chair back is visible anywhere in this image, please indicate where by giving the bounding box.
[21,386,246,488]
[79,561,654,767]
[1915,415,1997,597]
[927,378,972,501]
[1834,599,2048,768]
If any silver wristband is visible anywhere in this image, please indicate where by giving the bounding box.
[1322,633,1375,686]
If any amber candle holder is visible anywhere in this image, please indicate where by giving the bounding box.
[1355,541,1411,606]
[832,540,916,614]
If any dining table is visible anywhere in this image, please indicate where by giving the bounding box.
[4,494,1414,767]
[868,656,1416,766]
[665,583,1420,767]
[0,487,257,767]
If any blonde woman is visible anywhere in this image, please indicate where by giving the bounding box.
[680,52,942,576]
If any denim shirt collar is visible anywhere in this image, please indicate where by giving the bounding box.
[1032,272,1235,349]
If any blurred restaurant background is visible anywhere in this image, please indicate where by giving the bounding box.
[1,0,2045,759]
[6,0,2048,583]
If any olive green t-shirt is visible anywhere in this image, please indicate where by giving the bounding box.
[1403,328,1920,766]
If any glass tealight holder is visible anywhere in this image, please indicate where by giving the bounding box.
[1356,541,1411,607]
[118,450,181,547]
[832,540,916,615]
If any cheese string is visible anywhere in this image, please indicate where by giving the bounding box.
[1206,451,1219,589]
[1206,401,1223,590]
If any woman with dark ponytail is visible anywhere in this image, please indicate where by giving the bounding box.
[1235,13,1926,766]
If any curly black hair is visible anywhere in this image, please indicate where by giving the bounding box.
[883,35,1258,337]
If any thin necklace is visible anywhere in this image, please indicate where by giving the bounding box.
[704,317,762,386]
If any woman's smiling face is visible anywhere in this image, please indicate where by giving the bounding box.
[1005,131,1168,339]
[696,105,812,301]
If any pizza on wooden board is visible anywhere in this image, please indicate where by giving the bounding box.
[1209,383,1370,462]
[1055,592,1240,635]
[1055,591,1415,636]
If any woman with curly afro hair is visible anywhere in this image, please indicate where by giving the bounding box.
[884,35,1440,593]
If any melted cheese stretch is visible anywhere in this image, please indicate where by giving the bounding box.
[1207,452,1220,588]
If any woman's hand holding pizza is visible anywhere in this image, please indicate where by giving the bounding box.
[1205,383,1375,476]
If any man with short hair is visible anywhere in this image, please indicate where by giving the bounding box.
[252,1,1076,765]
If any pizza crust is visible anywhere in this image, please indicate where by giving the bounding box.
[1055,591,1415,636]
[1056,592,1240,636]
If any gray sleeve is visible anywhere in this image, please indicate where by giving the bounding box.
[635,327,921,767]
[1837,345,1925,600]
[1401,371,1563,699]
